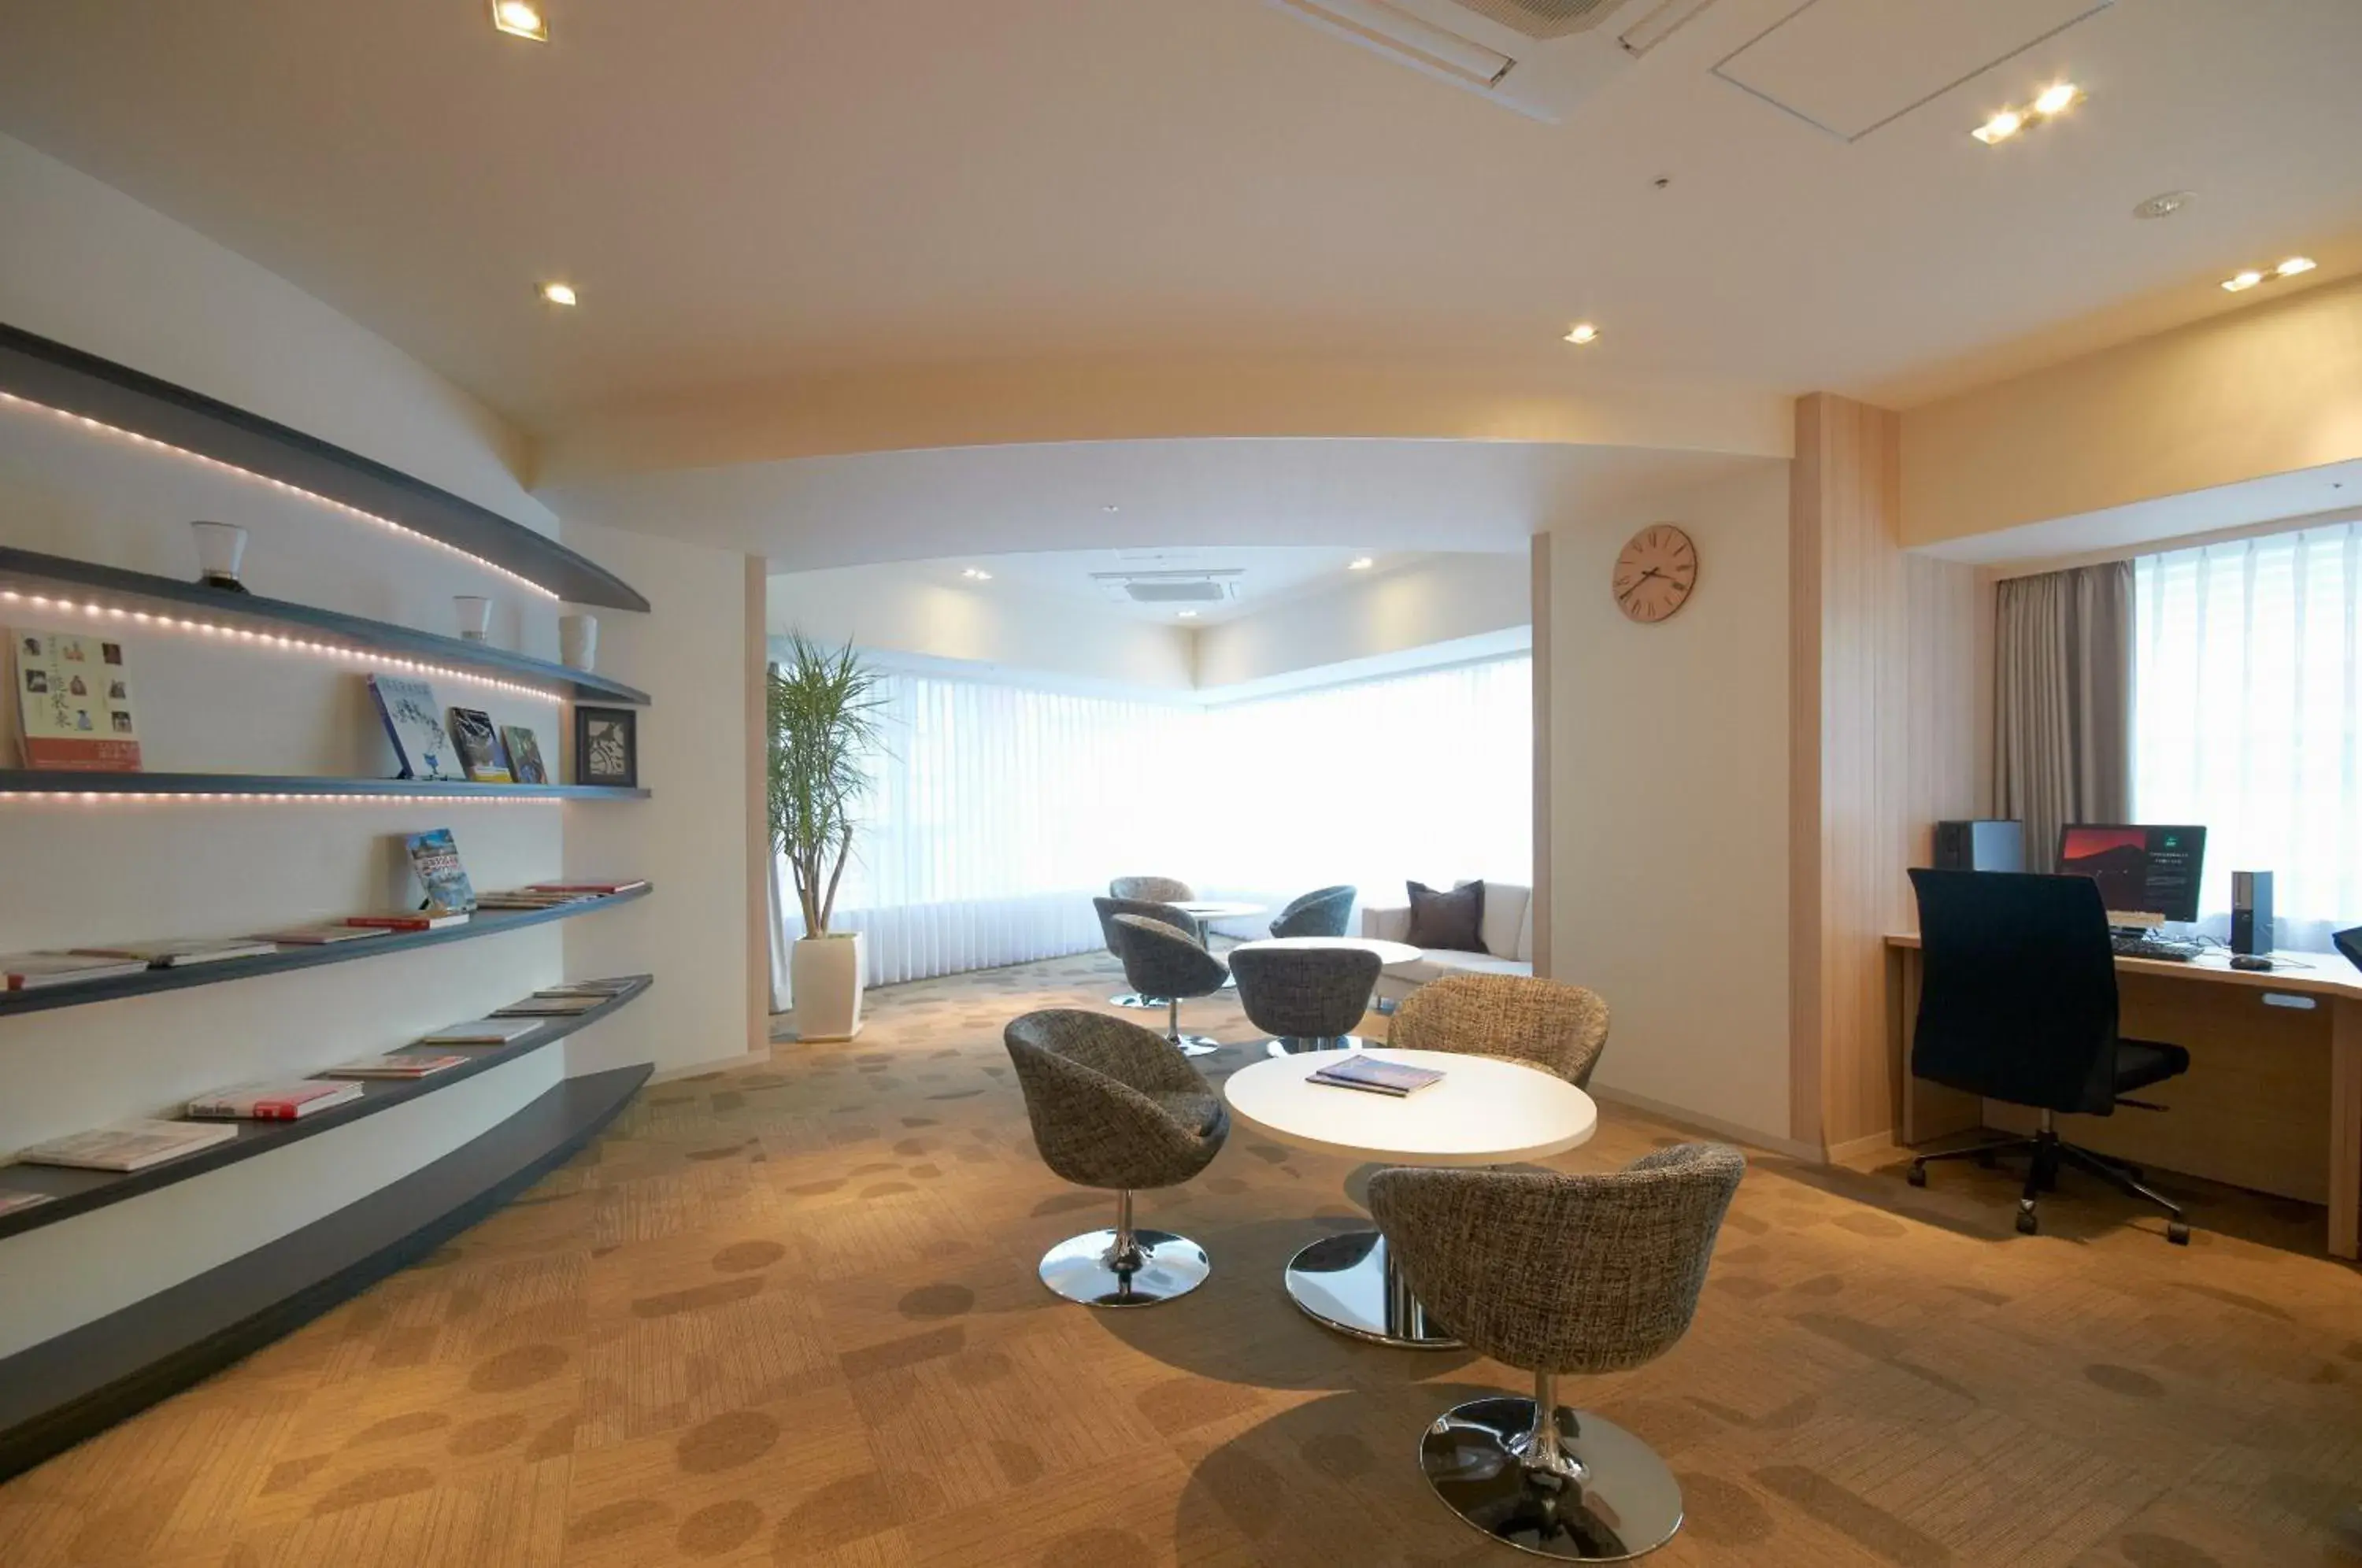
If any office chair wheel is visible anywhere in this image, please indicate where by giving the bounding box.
[2166,1221,2190,1246]
[2015,1204,2039,1237]
[1905,1163,1927,1188]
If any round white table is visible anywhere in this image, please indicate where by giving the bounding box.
[1222,1046,1597,1348]
[1226,936,1422,1057]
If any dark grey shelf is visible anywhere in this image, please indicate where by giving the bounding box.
[0,978,650,1241]
[0,545,650,704]
[0,884,650,1019]
[0,771,647,801]
[0,324,647,612]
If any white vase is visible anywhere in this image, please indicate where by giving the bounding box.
[560,612,598,671]
[790,932,866,1042]
[189,521,249,591]
[454,595,492,642]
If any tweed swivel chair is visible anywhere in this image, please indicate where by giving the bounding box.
[1109,875,1193,904]
[1109,912,1230,1056]
[1005,1009,1230,1306]
[1094,894,1205,1009]
[1370,1145,1746,1560]
[1388,973,1611,1089]
[1230,945,1381,1059]
[1269,885,1357,939]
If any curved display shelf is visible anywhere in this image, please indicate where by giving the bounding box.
[0,976,650,1241]
[0,771,647,801]
[0,883,650,1019]
[0,324,647,612]
[0,545,650,704]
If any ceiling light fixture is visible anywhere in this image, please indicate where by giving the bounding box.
[2031,82,2080,116]
[2133,190,2192,220]
[961,568,992,581]
[491,0,549,41]
[1177,609,1199,619]
[538,281,577,307]
[1972,82,2079,146]
[1101,504,1120,514]
[1971,109,2023,145]
[2221,257,2316,293]
[1349,557,1375,571]
[1564,322,1600,346]
[2277,256,2318,277]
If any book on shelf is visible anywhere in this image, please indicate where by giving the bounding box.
[0,1188,57,1218]
[492,993,605,1017]
[405,827,476,913]
[344,911,469,933]
[536,977,639,997]
[187,1080,365,1121]
[2,952,154,990]
[447,706,514,783]
[323,1052,470,1080]
[367,673,464,782]
[528,880,649,896]
[502,725,548,785]
[17,1119,238,1171]
[253,922,394,946]
[415,1016,543,1045]
[13,631,142,771]
[1305,1056,1446,1097]
[68,937,279,967]
[472,889,594,910]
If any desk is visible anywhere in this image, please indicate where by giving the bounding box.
[1886,934,2362,1259]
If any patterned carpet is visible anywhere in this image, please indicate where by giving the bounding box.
[2,952,2359,1566]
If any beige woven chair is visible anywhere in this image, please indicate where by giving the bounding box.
[1369,1145,1745,1559]
[1387,973,1610,1088]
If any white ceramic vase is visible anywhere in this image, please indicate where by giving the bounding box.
[560,612,598,671]
[790,931,866,1042]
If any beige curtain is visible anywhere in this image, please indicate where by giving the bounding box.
[1992,562,2134,871]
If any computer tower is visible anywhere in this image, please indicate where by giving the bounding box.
[2231,871,2275,956]
[1931,819,2024,874]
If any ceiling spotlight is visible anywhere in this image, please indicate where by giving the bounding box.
[1971,110,2023,145]
[491,0,548,41]
[2222,270,2264,293]
[1177,609,1198,619]
[961,568,992,581]
[2133,190,2191,220]
[2031,81,2080,116]
[1101,504,1120,513]
[538,281,577,306]
[1349,557,1375,571]
[2277,256,2318,277]
[1563,322,1600,346]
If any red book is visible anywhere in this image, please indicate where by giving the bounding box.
[187,1081,364,1121]
[344,912,469,932]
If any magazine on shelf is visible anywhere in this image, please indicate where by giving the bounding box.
[416,1017,543,1045]
[528,880,648,896]
[69,937,278,967]
[405,828,476,912]
[1305,1056,1446,1097]
[344,911,469,932]
[1,952,154,990]
[502,726,548,784]
[0,1188,57,1218]
[254,923,393,946]
[13,631,142,771]
[492,993,605,1017]
[472,889,596,910]
[367,673,464,782]
[323,1052,470,1080]
[17,1119,238,1171]
[187,1080,365,1121]
[535,977,639,997]
[447,706,514,783]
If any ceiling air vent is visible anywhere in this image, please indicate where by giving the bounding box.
[1090,570,1244,606]
[1451,0,1619,41]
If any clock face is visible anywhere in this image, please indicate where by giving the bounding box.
[1613,524,1697,623]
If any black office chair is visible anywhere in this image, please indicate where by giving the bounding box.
[1905,868,2194,1244]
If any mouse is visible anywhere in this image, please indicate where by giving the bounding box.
[2230,955,2274,971]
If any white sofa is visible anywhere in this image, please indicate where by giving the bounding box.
[1361,881,1534,1005]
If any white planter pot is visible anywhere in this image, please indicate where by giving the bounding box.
[790,932,866,1042]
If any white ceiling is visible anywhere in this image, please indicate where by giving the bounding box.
[0,0,2355,442]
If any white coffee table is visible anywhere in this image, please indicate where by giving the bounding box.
[1222,1046,1597,1348]
[1172,900,1266,923]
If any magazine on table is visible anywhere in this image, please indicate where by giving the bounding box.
[1306,1056,1446,1096]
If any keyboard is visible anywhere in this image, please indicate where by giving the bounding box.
[2111,934,2202,962]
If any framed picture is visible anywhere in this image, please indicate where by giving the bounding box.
[574,705,639,789]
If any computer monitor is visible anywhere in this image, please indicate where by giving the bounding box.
[2057,823,2206,928]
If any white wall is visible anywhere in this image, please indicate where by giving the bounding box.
[1546,464,1792,1146]
[1193,551,1527,694]
[767,564,1194,693]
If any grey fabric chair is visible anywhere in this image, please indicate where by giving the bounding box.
[1269,885,1357,939]
[1094,894,1205,1008]
[1369,1145,1746,1560]
[1005,1008,1231,1306]
[1388,973,1611,1089]
[1110,875,1194,904]
[1108,913,1229,1056]
[1230,945,1380,1058]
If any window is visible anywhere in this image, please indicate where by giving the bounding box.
[2134,523,2362,947]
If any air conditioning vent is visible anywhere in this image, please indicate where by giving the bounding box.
[1090,570,1244,605]
[1451,0,1618,40]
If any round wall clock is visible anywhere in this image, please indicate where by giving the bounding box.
[1612,524,1697,623]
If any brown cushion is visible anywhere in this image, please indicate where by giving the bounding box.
[1403,880,1485,953]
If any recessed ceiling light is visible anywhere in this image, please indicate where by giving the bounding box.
[2220,256,2316,294]
[961,568,992,581]
[2133,190,2192,220]
[538,281,577,306]
[1348,557,1374,571]
[1177,609,1198,619]
[1974,82,2082,145]
[2031,82,2080,116]
[1101,504,1120,514]
[2222,270,2264,293]
[491,0,548,41]
[1563,323,1600,346]
[2277,256,2318,277]
[1971,109,2023,145]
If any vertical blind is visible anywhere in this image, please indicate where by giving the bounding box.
[2134,523,2362,948]
[772,654,1533,1004]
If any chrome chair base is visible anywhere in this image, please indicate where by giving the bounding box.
[1169,1034,1220,1056]
[1108,992,1164,1010]
[1284,1227,1460,1348]
[1264,1034,1367,1059]
[1420,1396,1684,1561]
[1038,1226,1210,1307]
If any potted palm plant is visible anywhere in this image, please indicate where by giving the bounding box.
[769,635,884,1041]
